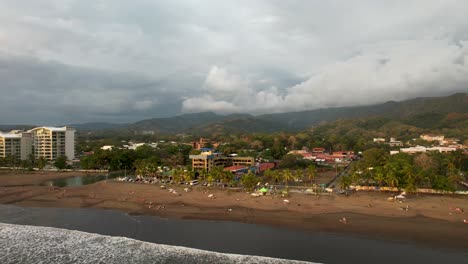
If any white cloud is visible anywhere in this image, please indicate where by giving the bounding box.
[182,95,238,113]
[204,66,247,93]
[182,37,468,114]
[0,0,468,123]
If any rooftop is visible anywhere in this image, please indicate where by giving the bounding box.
[28,126,75,132]
[0,132,22,139]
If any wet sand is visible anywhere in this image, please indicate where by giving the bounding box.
[0,170,103,186]
[0,173,467,251]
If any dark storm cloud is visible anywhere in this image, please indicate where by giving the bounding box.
[0,54,192,124]
[0,0,467,123]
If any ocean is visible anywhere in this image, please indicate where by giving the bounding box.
[0,205,466,263]
[0,223,310,264]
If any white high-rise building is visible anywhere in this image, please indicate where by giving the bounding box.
[28,126,75,160]
[0,132,33,161]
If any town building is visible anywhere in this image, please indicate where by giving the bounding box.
[189,150,254,172]
[28,126,75,160]
[311,148,326,153]
[399,146,457,154]
[192,138,210,150]
[388,137,403,147]
[373,138,386,143]
[420,134,445,142]
[0,132,33,160]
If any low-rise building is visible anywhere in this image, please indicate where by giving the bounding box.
[399,146,457,154]
[388,137,403,147]
[189,150,254,172]
[420,134,445,142]
[311,148,326,153]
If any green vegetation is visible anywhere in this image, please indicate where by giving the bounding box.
[80,144,192,171]
[349,149,467,191]
[54,155,68,170]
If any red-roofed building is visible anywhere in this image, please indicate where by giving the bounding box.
[224,165,248,173]
[258,162,276,173]
[312,148,326,153]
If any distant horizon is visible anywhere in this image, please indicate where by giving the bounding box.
[0,92,465,126]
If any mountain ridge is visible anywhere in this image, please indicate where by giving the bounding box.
[1,93,466,135]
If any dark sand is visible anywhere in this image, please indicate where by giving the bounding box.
[1,172,467,250]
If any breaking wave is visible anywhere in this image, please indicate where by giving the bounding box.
[0,223,314,264]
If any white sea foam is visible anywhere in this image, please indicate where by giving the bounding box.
[0,223,316,264]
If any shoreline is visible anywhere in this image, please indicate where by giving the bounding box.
[1,174,467,251]
[0,171,106,187]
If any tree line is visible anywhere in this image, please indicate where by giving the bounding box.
[340,148,467,192]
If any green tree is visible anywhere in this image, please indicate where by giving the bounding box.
[339,175,352,191]
[241,171,258,191]
[37,157,47,170]
[447,162,463,190]
[281,169,295,187]
[373,166,386,187]
[54,155,68,170]
[306,165,317,185]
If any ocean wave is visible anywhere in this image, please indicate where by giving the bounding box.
[0,223,315,264]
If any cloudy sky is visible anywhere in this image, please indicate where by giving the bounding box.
[1,0,467,124]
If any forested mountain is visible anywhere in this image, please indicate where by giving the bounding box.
[18,92,463,136]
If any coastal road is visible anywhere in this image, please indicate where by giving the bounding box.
[327,162,353,192]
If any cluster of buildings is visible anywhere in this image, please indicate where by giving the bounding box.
[189,149,255,171]
[0,126,75,161]
[287,148,356,164]
[100,142,159,151]
[191,137,219,150]
[393,146,458,155]
[189,148,276,177]
[389,134,465,155]
[372,137,403,147]
[419,134,462,147]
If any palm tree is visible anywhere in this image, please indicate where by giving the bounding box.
[447,162,462,189]
[185,171,194,183]
[294,169,303,184]
[373,167,385,187]
[222,170,233,184]
[208,166,224,184]
[282,169,295,188]
[384,161,399,189]
[264,169,273,182]
[306,165,317,185]
[270,170,282,185]
[403,165,418,193]
[339,175,352,191]
[172,169,183,183]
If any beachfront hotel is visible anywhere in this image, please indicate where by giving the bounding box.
[0,131,33,161]
[28,127,75,161]
[189,149,254,171]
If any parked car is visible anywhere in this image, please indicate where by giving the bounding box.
[189,180,199,186]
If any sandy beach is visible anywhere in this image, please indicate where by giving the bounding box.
[1,172,467,250]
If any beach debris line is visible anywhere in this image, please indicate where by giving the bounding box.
[168,189,180,196]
